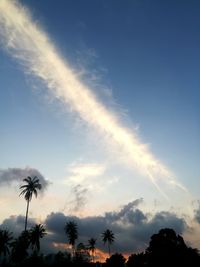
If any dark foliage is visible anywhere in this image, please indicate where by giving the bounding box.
[10,231,30,264]
[0,227,200,267]
[102,229,115,256]
[127,252,147,267]
[20,176,42,231]
[106,253,126,267]
[127,228,200,267]
[0,229,13,259]
[64,221,78,257]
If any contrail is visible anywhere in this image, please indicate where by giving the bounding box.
[0,0,186,197]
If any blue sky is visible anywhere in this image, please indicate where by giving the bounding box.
[0,0,200,255]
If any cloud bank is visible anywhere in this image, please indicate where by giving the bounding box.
[0,0,186,197]
[44,201,187,254]
[0,199,187,255]
[0,215,36,236]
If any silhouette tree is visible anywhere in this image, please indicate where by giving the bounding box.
[29,224,46,252]
[127,252,147,267]
[76,242,87,253]
[0,229,13,263]
[106,253,126,267]
[88,238,97,262]
[102,229,115,256]
[20,176,42,231]
[23,251,45,267]
[146,228,183,266]
[76,242,90,263]
[145,228,200,267]
[11,230,30,264]
[64,221,78,257]
[53,251,72,267]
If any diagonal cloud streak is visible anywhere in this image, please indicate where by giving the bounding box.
[0,0,186,197]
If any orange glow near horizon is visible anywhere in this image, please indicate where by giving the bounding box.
[52,242,71,251]
[52,242,131,263]
[93,248,108,262]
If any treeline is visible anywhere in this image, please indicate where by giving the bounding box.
[0,220,115,266]
[0,227,200,266]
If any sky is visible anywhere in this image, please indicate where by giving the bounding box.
[0,0,200,259]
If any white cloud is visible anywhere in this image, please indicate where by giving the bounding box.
[65,162,106,184]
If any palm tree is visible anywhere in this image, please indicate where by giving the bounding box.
[11,231,30,264]
[76,242,90,262]
[29,224,46,252]
[0,229,13,262]
[19,176,42,231]
[64,221,78,257]
[102,229,115,256]
[88,238,96,262]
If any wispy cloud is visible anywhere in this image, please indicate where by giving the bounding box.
[62,162,108,214]
[62,184,89,215]
[0,0,187,197]
[64,161,118,195]
[65,162,106,184]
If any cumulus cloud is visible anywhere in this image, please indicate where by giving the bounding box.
[0,215,36,235]
[130,211,186,249]
[44,199,187,254]
[0,167,49,190]
[104,198,144,223]
[0,200,187,255]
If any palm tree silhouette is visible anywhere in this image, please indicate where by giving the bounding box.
[88,238,97,262]
[0,229,13,263]
[11,231,30,263]
[64,221,78,257]
[19,176,42,231]
[102,229,115,256]
[29,224,46,252]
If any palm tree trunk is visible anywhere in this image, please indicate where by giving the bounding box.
[92,251,95,263]
[25,199,30,231]
[72,244,75,258]
[108,243,110,257]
